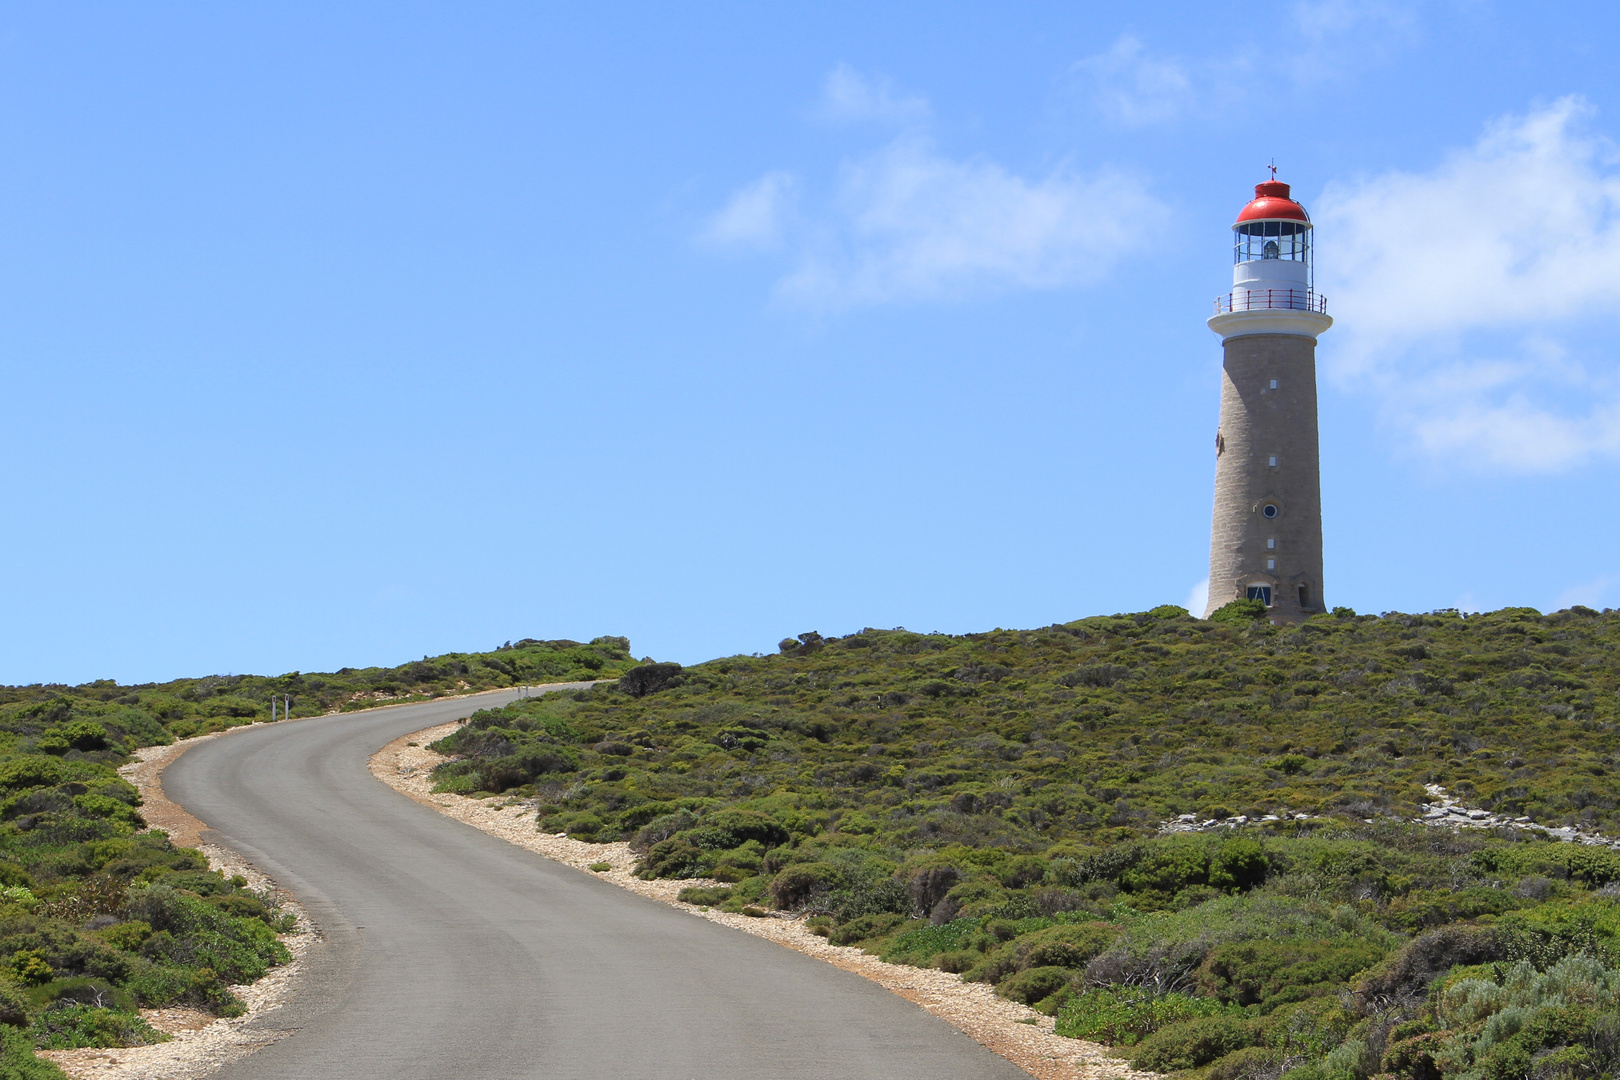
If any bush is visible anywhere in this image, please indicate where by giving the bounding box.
[1055,987,1241,1046]
[618,664,684,697]
[29,1004,167,1050]
[1210,599,1268,624]
[637,839,714,880]
[0,1025,65,1079]
[0,981,24,1027]
[880,918,983,967]
[1128,1014,1259,1072]
[997,965,1073,1006]
[769,863,845,909]
[676,886,732,905]
[1196,937,1389,1009]
[826,912,904,946]
[1355,924,1505,1004]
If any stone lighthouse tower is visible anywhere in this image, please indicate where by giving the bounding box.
[1204,176,1332,623]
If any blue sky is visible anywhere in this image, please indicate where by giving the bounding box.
[3,1,1620,684]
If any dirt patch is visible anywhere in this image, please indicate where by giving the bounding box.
[373,724,1150,1080]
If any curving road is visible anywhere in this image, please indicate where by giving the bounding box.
[163,688,1028,1080]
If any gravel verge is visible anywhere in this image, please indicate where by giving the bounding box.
[372,722,1151,1080]
[34,732,316,1080]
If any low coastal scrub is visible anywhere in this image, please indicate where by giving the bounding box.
[0,753,294,1071]
[0,636,635,741]
[430,605,1620,1080]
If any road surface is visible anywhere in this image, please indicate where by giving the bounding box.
[163,688,1029,1080]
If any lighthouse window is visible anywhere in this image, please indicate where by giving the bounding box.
[1298,585,1312,609]
[1269,379,1278,389]
[1234,220,1309,263]
[1267,538,1276,549]
[1262,503,1279,518]
[1267,558,1276,571]
[1268,455,1278,467]
[1247,585,1273,605]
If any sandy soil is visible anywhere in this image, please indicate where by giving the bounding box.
[36,732,317,1080]
[372,723,1151,1080]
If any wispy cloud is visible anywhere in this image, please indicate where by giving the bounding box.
[1553,573,1619,612]
[701,171,797,249]
[1069,5,1417,128]
[813,63,930,126]
[1069,36,1195,128]
[703,67,1166,309]
[1317,96,1620,472]
[777,135,1162,307]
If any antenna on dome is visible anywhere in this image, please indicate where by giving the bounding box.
[1266,159,1277,181]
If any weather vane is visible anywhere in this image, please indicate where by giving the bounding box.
[1267,159,1277,181]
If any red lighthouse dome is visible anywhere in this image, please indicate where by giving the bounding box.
[1236,180,1309,223]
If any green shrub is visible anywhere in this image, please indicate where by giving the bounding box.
[1210,599,1268,624]
[1128,1014,1259,1072]
[637,839,714,880]
[676,886,731,905]
[96,922,152,952]
[0,981,24,1027]
[827,912,905,946]
[1195,937,1389,1009]
[996,965,1073,1006]
[5,954,49,989]
[29,1004,167,1050]
[880,918,984,966]
[1204,1044,1282,1080]
[1054,987,1241,1045]
[768,862,845,909]
[0,1025,65,1079]
[1278,1037,1371,1080]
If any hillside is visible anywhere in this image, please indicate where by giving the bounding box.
[433,605,1620,1080]
[0,635,634,1076]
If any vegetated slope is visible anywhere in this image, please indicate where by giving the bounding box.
[0,635,634,1077]
[0,636,636,740]
[433,606,1620,1080]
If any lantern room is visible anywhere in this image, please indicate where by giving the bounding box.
[1220,179,1323,315]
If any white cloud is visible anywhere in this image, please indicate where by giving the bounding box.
[814,64,929,125]
[706,67,1166,308]
[1070,36,1195,128]
[772,135,1164,307]
[1185,578,1210,618]
[1317,97,1620,472]
[1291,0,1417,47]
[701,171,797,249]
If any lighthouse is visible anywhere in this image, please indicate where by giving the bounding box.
[1204,176,1332,623]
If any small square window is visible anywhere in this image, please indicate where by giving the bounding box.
[1267,558,1276,571]
[1268,455,1278,467]
[1269,379,1278,389]
[1267,538,1276,549]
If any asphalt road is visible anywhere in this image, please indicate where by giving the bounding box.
[163,688,1029,1080]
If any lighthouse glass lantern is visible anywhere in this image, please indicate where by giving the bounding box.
[1221,180,1320,314]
